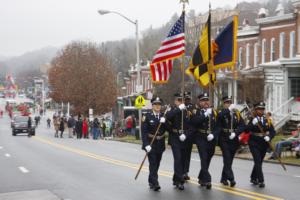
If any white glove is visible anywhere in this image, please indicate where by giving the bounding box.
[264,136,270,142]
[204,108,212,117]
[229,132,236,140]
[179,104,186,110]
[145,145,152,153]
[252,118,258,125]
[207,133,214,141]
[179,134,186,142]
[159,117,166,123]
[229,104,236,112]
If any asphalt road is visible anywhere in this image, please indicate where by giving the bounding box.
[0,110,299,199]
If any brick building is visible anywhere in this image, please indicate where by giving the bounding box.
[219,0,300,128]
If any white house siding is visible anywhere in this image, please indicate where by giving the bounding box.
[264,67,286,111]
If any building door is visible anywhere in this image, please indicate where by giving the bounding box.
[290,78,300,100]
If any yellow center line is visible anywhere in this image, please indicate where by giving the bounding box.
[33,136,284,200]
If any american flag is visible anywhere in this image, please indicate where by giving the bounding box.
[150,60,173,83]
[150,12,185,83]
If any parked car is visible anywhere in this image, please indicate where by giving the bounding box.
[11,116,35,136]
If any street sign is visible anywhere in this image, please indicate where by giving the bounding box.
[135,95,145,109]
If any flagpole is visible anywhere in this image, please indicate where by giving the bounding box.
[180,0,187,133]
[208,2,214,107]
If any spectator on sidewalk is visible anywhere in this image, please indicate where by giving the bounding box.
[34,116,39,127]
[67,115,75,138]
[101,119,106,138]
[92,118,100,140]
[131,115,136,136]
[53,116,60,138]
[75,116,83,139]
[125,116,133,135]
[82,118,89,139]
[47,118,51,128]
[59,117,65,138]
[27,116,32,137]
[269,123,300,159]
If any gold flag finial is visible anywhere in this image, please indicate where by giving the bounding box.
[180,0,189,11]
[180,0,189,4]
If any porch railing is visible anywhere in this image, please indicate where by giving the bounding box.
[271,97,294,130]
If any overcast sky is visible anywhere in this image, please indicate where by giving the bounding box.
[0,0,258,57]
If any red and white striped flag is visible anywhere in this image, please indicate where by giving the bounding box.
[150,60,173,83]
[150,12,185,83]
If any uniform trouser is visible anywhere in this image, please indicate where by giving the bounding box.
[171,145,185,184]
[148,151,163,185]
[183,143,193,175]
[196,138,215,183]
[220,141,238,182]
[249,144,268,183]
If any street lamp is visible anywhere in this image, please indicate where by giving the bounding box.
[98,9,142,140]
[98,9,141,93]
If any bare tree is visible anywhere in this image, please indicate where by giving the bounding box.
[49,41,117,115]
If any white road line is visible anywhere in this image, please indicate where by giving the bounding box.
[0,146,3,150]
[294,175,300,178]
[4,153,11,157]
[18,166,29,173]
[191,158,200,162]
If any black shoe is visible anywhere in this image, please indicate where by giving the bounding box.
[259,182,265,188]
[149,183,154,189]
[250,179,258,185]
[183,174,190,181]
[153,184,161,191]
[220,180,229,186]
[230,180,236,187]
[198,180,205,187]
[177,183,184,190]
[268,156,275,160]
[206,183,212,190]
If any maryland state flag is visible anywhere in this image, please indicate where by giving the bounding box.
[213,15,238,70]
[186,13,211,87]
[186,15,238,87]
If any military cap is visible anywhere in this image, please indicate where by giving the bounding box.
[174,93,183,99]
[151,96,163,104]
[184,91,191,99]
[254,101,266,109]
[222,96,232,103]
[198,92,209,101]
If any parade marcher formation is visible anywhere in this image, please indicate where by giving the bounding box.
[141,92,277,191]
